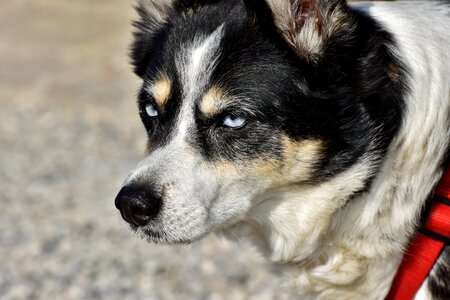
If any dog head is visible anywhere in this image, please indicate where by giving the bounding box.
[115,0,404,248]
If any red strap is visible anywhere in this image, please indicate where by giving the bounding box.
[436,167,450,199]
[386,233,445,300]
[422,201,450,240]
[386,168,450,300]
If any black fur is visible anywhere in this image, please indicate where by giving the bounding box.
[132,0,407,184]
[429,247,450,300]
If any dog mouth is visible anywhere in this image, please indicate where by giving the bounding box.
[133,226,197,245]
[142,228,168,244]
[131,225,166,243]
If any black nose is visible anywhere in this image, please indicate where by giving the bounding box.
[115,185,162,227]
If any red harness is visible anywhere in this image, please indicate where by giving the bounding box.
[386,167,450,300]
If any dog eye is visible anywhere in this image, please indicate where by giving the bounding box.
[222,115,247,128]
[145,103,159,118]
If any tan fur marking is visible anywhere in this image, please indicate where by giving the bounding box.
[151,78,171,108]
[247,138,322,183]
[200,87,229,118]
[213,161,236,173]
[211,137,323,184]
[256,159,282,176]
[213,158,281,181]
[280,136,323,182]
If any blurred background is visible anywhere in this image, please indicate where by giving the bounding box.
[0,1,286,299]
[0,1,389,299]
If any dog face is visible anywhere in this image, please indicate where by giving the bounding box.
[115,0,405,245]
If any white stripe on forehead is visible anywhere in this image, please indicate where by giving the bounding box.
[175,24,225,139]
[126,25,225,185]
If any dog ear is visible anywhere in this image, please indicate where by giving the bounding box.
[130,0,176,77]
[131,0,226,77]
[259,0,352,62]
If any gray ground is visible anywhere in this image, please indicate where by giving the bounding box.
[0,1,289,299]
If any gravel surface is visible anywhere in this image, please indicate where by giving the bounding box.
[0,1,290,299]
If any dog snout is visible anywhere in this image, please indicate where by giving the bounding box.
[115,184,162,227]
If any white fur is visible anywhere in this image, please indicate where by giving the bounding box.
[125,1,450,298]
[415,280,433,300]
[260,2,448,298]
[175,24,224,139]
[224,2,450,299]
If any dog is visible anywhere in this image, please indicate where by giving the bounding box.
[115,1,450,298]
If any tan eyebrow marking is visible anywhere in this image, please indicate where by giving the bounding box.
[150,77,171,108]
[199,86,230,118]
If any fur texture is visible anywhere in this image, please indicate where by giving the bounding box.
[116,1,450,298]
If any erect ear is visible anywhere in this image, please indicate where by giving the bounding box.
[262,0,352,62]
[130,0,176,77]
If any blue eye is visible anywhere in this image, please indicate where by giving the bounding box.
[222,115,247,128]
[145,103,158,117]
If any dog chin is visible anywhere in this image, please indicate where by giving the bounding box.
[133,226,207,245]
